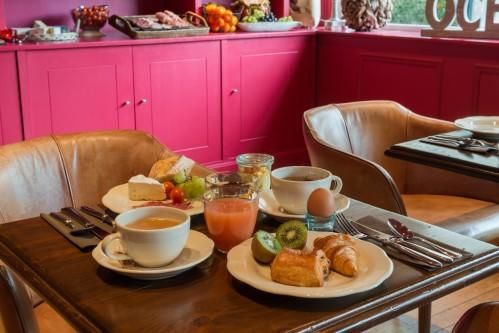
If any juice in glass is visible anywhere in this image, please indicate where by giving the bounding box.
[204,187,258,253]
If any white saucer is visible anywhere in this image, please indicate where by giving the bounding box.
[258,189,350,222]
[92,230,214,280]
[455,116,499,139]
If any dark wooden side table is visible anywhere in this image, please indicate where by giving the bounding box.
[385,130,499,182]
[0,200,497,333]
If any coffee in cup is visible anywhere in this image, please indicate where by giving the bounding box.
[101,207,190,267]
[271,166,342,215]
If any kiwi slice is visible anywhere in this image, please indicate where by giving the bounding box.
[251,230,282,264]
[275,220,308,250]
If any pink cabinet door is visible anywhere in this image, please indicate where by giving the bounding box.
[18,47,135,139]
[222,36,316,161]
[0,52,23,145]
[133,42,221,164]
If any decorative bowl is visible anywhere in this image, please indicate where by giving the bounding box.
[71,5,109,37]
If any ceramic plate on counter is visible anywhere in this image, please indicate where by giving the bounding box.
[258,189,350,222]
[92,230,214,280]
[102,184,204,215]
[237,21,302,32]
[227,231,393,298]
[454,116,499,139]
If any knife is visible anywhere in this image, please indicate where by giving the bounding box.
[351,221,443,268]
[80,206,115,227]
[61,207,109,240]
[49,212,76,229]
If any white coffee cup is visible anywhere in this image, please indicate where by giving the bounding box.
[271,166,343,215]
[101,207,190,268]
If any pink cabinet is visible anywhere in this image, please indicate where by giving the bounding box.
[133,41,221,164]
[222,36,316,162]
[0,52,23,145]
[18,47,135,139]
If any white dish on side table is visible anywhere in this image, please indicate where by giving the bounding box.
[237,21,302,32]
[258,189,350,222]
[92,230,214,280]
[227,231,393,298]
[454,116,499,139]
[102,183,203,215]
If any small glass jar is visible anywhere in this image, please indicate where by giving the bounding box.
[305,212,336,232]
[236,153,274,192]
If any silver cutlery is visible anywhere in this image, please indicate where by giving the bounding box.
[434,135,498,148]
[81,206,115,227]
[387,218,462,259]
[61,207,109,240]
[336,214,443,269]
[49,212,75,229]
[422,137,498,153]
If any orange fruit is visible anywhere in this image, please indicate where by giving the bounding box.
[231,16,238,25]
[230,25,236,32]
[216,7,226,16]
[223,24,231,33]
[218,17,225,27]
[211,25,220,32]
[224,14,232,22]
[205,4,216,15]
[226,10,233,16]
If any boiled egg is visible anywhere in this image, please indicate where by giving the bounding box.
[307,188,336,218]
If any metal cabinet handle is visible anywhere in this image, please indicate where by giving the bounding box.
[230,89,239,95]
[139,99,148,105]
[121,101,131,107]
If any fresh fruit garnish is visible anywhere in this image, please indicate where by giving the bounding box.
[180,176,206,199]
[275,220,308,250]
[170,187,185,204]
[173,170,187,184]
[163,181,175,198]
[251,230,282,263]
[203,3,238,33]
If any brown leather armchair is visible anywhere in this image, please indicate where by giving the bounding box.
[303,101,499,243]
[0,130,213,333]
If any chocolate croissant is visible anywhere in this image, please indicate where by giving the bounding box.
[270,248,329,287]
[313,234,359,277]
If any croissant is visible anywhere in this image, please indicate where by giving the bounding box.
[270,248,328,287]
[313,234,359,277]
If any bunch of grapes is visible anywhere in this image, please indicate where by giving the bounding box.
[179,175,206,199]
[204,3,238,33]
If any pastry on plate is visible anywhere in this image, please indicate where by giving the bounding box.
[313,234,359,277]
[149,155,195,183]
[270,248,329,287]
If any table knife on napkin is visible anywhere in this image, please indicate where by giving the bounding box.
[351,221,443,268]
[61,207,109,240]
[421,137,498,153]
[80,206,115,227]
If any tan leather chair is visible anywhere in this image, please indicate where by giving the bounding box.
[452,302,499,333]
[0,130,213,333]
[303,101,499,243]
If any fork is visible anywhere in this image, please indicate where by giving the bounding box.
[336,213,367,239]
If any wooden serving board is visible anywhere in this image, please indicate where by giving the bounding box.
[109,12,209,39]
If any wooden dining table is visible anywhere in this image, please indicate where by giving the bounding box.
[0,199,497,333]
[384,130,499,182]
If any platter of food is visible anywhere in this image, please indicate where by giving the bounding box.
[102,155,206,214]
[227,229,393,298]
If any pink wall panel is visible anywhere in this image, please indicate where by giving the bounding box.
[0,52,23,145]
[133,42,221,163]
[473,66,499,116]
[359,54,443,118]
[0,0,5,27]
[18,47,135,139]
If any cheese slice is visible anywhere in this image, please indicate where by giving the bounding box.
[128,175,166,201]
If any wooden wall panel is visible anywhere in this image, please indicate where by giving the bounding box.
[473,65,499,116]
[359,54,443,118]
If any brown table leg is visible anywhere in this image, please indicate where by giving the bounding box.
[418,303,432,333]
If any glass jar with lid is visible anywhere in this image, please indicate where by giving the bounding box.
[236,153,274,192]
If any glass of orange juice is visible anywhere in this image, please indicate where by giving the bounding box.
[203,185,259,253]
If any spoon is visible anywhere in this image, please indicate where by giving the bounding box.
[388,219,462,259]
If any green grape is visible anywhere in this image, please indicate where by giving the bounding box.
[173,170,187,184]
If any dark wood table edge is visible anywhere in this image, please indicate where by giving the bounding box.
[0,240,100,333]
[385,146,499,182]
[0,225,497,333]
[288,248,499,333]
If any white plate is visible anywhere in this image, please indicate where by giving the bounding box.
[455,116,499,139]
[92,230,214,280]
[237,21,302,32]
[258,189,350,222]
[102,184,204,215]
[227,231,393,298]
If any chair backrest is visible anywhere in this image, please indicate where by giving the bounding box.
[452,302,499,333]
[0,266,39,333]
[303,101,499,213]
[0,130,212,224]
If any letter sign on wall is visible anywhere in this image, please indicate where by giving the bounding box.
[422,0,499,39]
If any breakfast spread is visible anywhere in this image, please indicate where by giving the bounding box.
[128,175,167,201]
[250,219,360,288]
